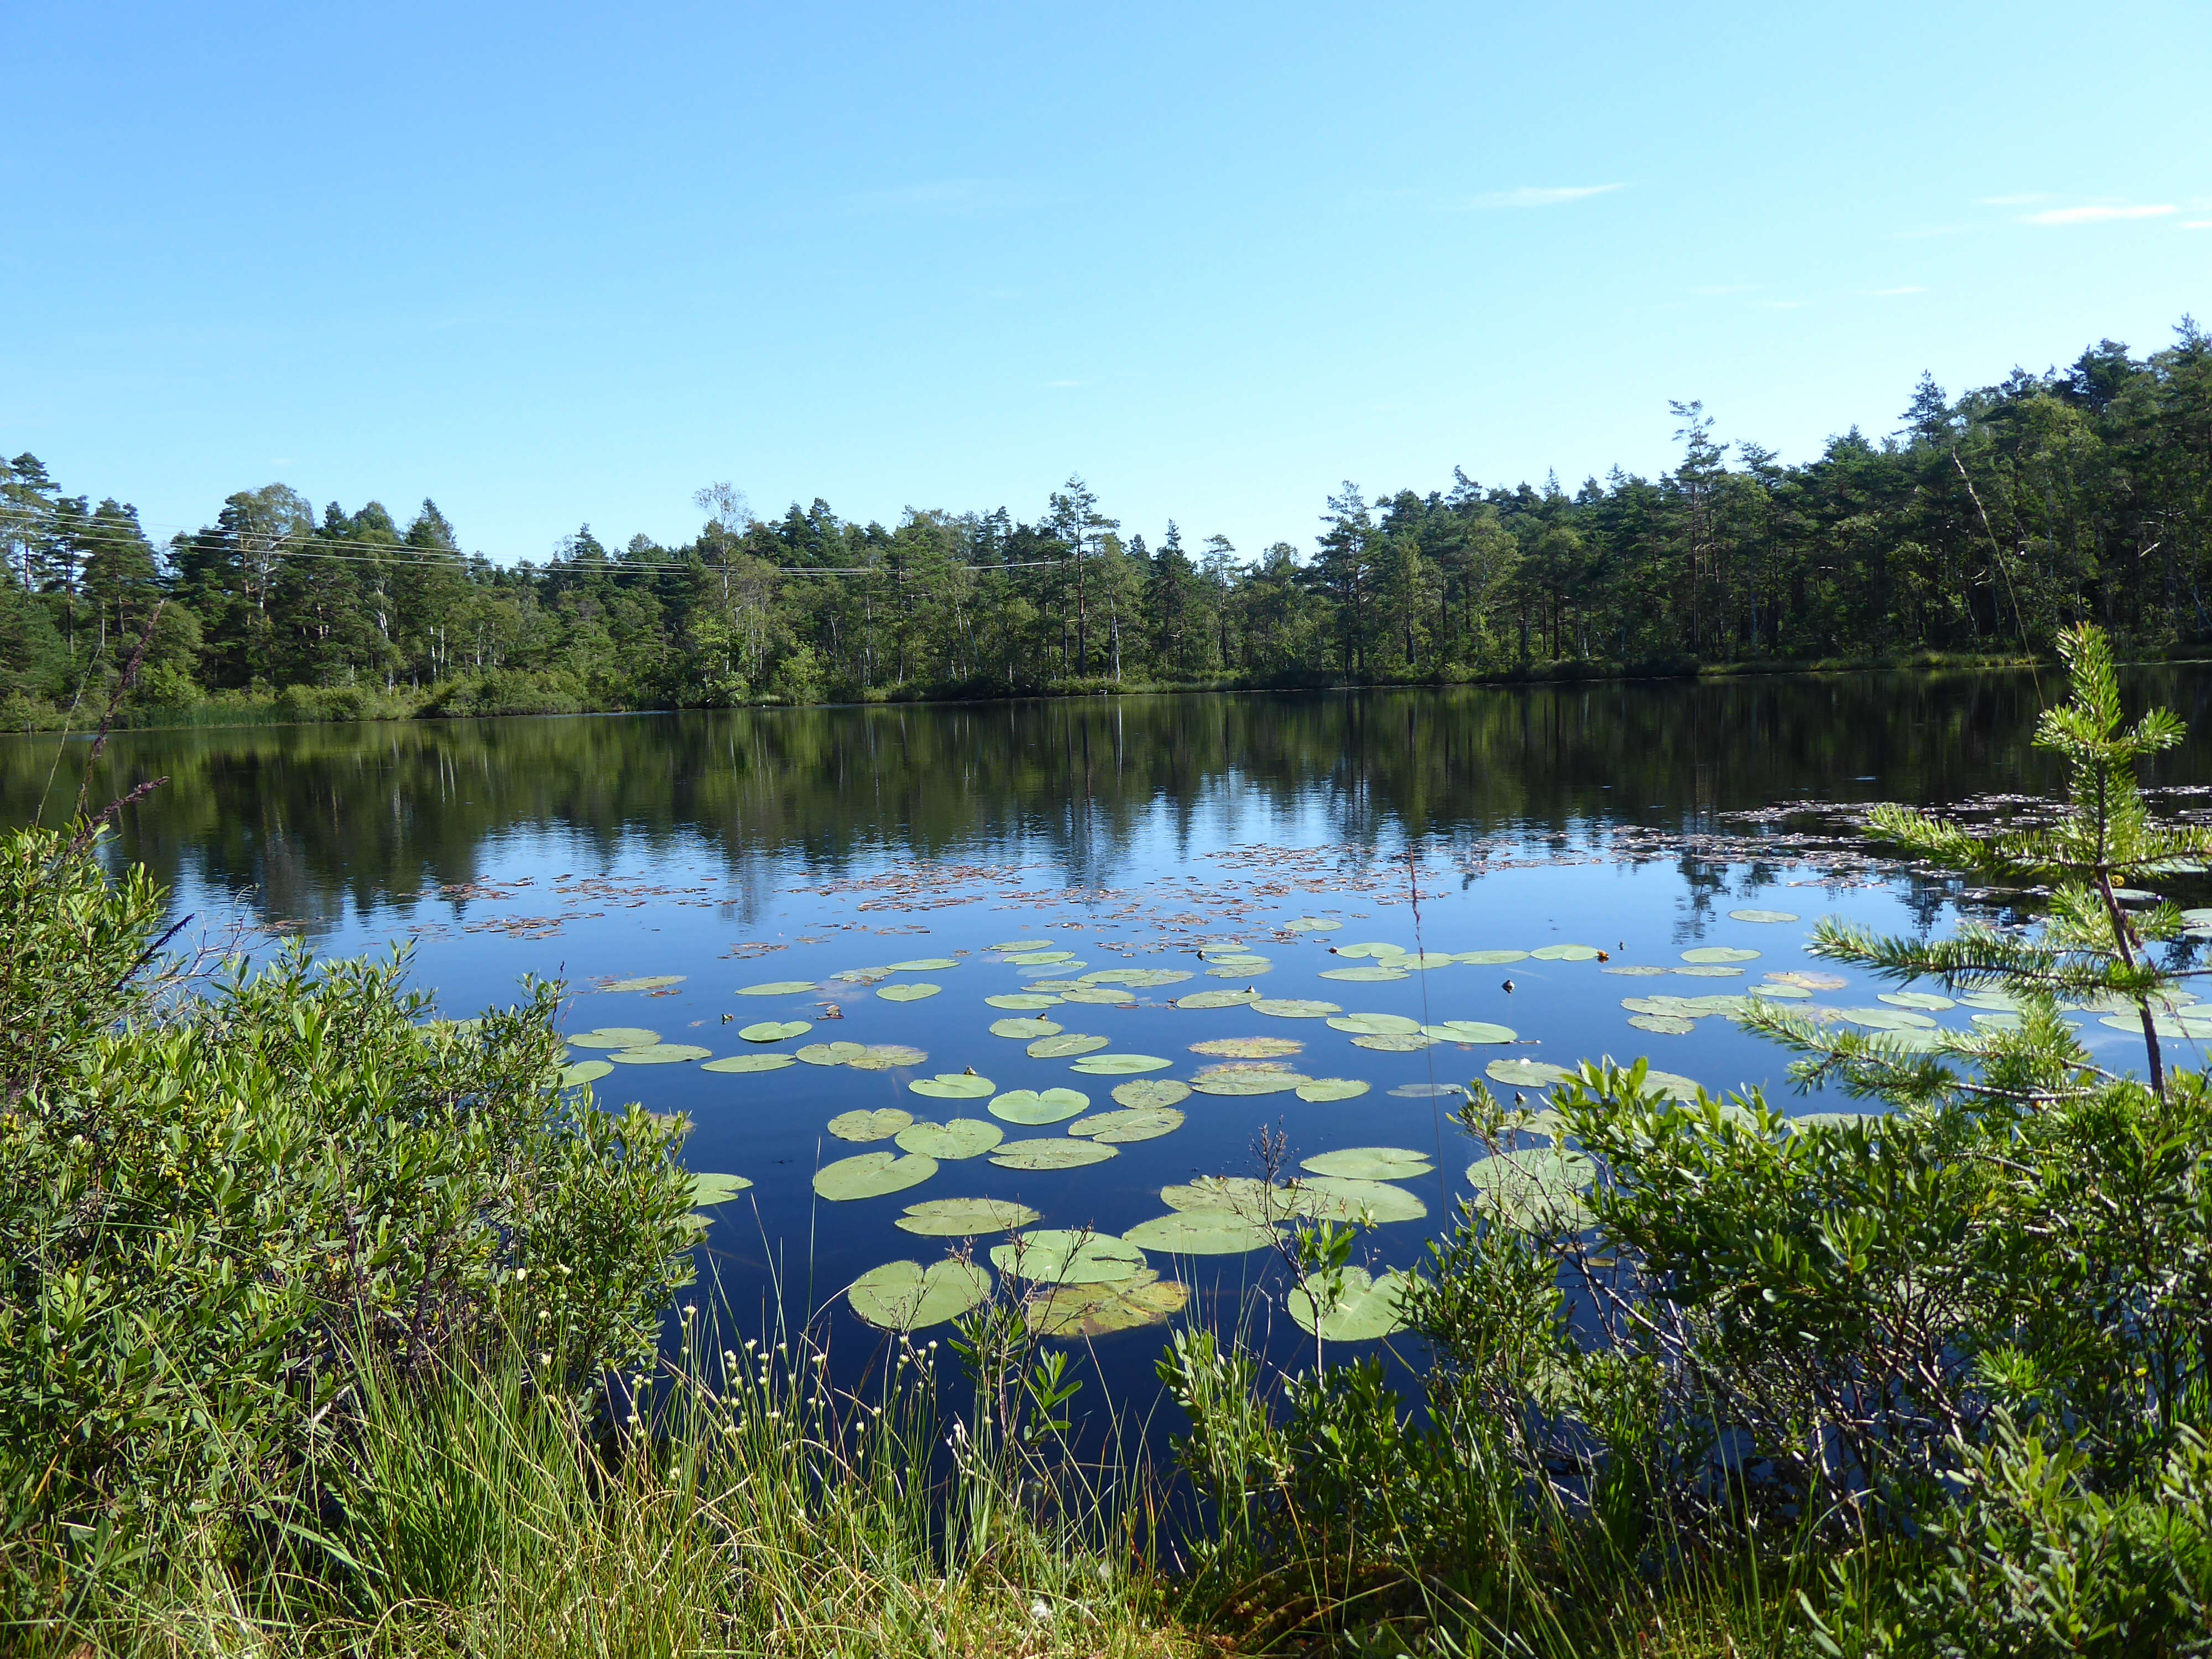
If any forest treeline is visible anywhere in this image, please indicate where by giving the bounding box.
[4,321,2209,724]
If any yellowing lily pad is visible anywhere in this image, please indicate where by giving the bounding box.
[1422,1021,1517,1044]
[1253,998,1340,1019]
[797,1041,868,1066]
[877,983,941,1003]
[989,1138,1119,1170]
[568,1027,661,1049]
[1112,1078,1193,1108]
[702,1052,796,1074]
[1295,1077,1371,1102]
[1191,1035,1305,1058]
[739,1019,812,1043]
[1188,1069,1310,1095]
[1351,1032,1436,1052]
[1027,1033,1109,1059]
[989,1087,1091,1125]
[1682,946,1761,964]
[1176,989,1263,1009]
[894,1196,1038,1237]
[737,981,818,996]
[1302,1146,1433,1181]
[602,975,687,992]
[848,1259,990,1331]
[1288,1267,1410,1340]
[814,1151,937,1201]
[1028,1274,1188,1337]
[909,1072,996,1099]
[895,1118,1004,1159]
[989,1230,1149,1285]
[1068,1107,1185,1142]
[828,1108,915,1141]
[1486,1058,1572,1088]
[607,1043,711,1065]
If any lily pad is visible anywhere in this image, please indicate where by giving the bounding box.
[1121,1211,1280,1255]
[1673,965,1746,978]
[877,983,941,1003]
[688,1172,753,1207]
[1253,998,1341,1019]
[1390,1082,1468,1098]
[828,1107,915,1141]
[989,938,1056,952]
[607,1044,712,1065]
[701,1052,796,1074]
[814,1151,938,1201]
[990,1017,1062,1039]
[990,1230,1150,1285]
[888,957,958,972]
[1176,989,1264,1009]
[1068,1107,1185,1142]
[1749,983,1813,1000]
[1728,909,1799,924]
[1060,985,1137,1005]
[1071,1053,1173,1076]
[833,967,895,984]
[1319,966,1411,982]
[737,981,818,997]
[989,1087,1092,1125]
[568,1027,661,1050]
[1465,1149,1597,1229]
[1288,1267,1411,1340]
[1351,1032,1436,1052]
[1191,1035,1305,1058]
[848,1259,991,1331]
[1768,971,1848,991]
[894,1118,1005,1159]
[559,1060,614,1086]
[1004,950,1076,965]
[985,993,1064,1010]
[1284,917,1343,933]
[1029,1274,1188,1337]
[1327,1013,1423,1036]
[1333,943,1406,960]
[848,1044,928,1071]
[989,1138,1119,1170]
[910,1072,997,1099]
[1205,963,1272,978]
[1682,947,1761,964]
[739,1020,812,1043]
[1879,991,1957,1011]
[1161,1177,1303,1221]
[1085,968,1193,988]
[1960,990,2027,1012]
[1455,950,1530,965]
[1295,1077,1371,1102]
[1112,1078,1193,1109]
[1486,1058,1572,1089]
[1628,1015,1697,1035]
[797,1041,868,1066]
[1838,1006,1939,1031]
[1028,1033,1110,1059]
[1189,1069,1310,1095]
[1299,1176,1427,1224]
[602,975,687,993]
[1638,1070,1703,1103]
[1422,1021,1517,1044]
[1201,952,1272,968]
[1603,964,1670,977]
[895,1196,1038,1236]
[1531,944,1601,961]
[1302,1146,1434,1181]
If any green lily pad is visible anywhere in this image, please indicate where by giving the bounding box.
[1298,1176,1427,1223]
[1112,1078,1193,1109]
[1121,1211,1280,1255]
[878,983,941,1003]
[828,1108,915,1141]
[1205,963,1273,978]
[737,981,818,997]
[1333,943,1405,960]
[1070,1053,1173,1075]
[1879,991,1957,1011]
[1673,965,1746,978]
[848,1044,928,1071]
[1603,964,1669,977]
[1161,1177,1303,1221]
[813,1151,938,1201]
[607,1044,711,1065]
[1639,1070,1703,1102]
[1486,1058,1572,1089]
[1750,983,1813,999]
[1086,968,1193,988]
[909,1072,997,1099]
[889,958,959,972]
[847,1259,991,1331]
[1028,1273,1188,1337]
[1201,952,1272,968]
[1728,909,1799,924]
[989,1230,1150,1285]
[1390,951,1459,971]
[1455,950,1530,965]
[1682,947,1761,964]
[1423,1021,1517,1044]
[833,967,895,984]
[985,993,1064,1010]
[1027,1033,1109,1059]
[1960,990,2027,1012]
[989,938,1056,952]
[1176,989,1264,1009]
[1004,950,1076,965]
[688,1172,753,1208]
[895,1196,1038,1236]
[602,975,687,993]
[1531,944,1601,962]
[990,1017,1062,1039]
[989,1138,1119,1170]
[1295,1077,1371,1102]
[1060,985,1137,1005]
[1191,1035,1305,1058]
[1189,1069,1310,1095]
[1287,1267,1410,1340]
[797,1041,868,1066]
[1327,1013,1423,1036]
[1319,966,1411,982]
[701,1052,796,1074]
[1628,1015,1697,1034]
[559,1060,613,1086]
[1390,1082,1468,1098]
[568,1027,661,1049]
[1284,917,1343,933]
[1837,1006,1939,1031]
[1253,998,1340,1019]
[989,1087,1092,1125]
[1068,1107,1185,1142]
[1302,1146,1434,1181]
[1350,1032,1436,1052]
[894,1118,1005,1159]
[1025,979,1087,993]
[739,1020,812,1043]
[1466,1149,1597,1229]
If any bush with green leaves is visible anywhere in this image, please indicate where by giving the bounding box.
[0,824,696,1564]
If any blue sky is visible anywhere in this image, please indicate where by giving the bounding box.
[3,2,2206,562]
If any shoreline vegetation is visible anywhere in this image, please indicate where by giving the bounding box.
[12,625,2212,1655]
[7,322,2211,740]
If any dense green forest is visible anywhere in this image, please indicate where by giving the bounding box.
[5,322,2209,724]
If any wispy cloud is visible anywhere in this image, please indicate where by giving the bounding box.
[1978,193,2049,206]
[845,178,1037,216]
[1872,285,1927,296]
[2184,220,2212,231]
[1459,184,1623,210]
[2022,202,2176,225]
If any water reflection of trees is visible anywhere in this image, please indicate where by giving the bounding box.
[5,669,2204,934]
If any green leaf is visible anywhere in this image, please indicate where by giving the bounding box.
[888,958,958,971]
[687,1171,752,1208]
[1728,909,1799,924]
[1455,950,1530,964]
[1298,1176,1426,1223]
[895,1196,1037,1236]
[1069,1053,1173,1075]
[813,1151,937,1201]
[701,1052,796,1074]
[848,1044,927,1071]
[1284,916,1343,933]
[988,1087,1091,1125]
[827,1108,914,1141]
[1302,1146,1434,1180]
[1350,1032,1436,1052]
[796,1041,868,1066]
[602,974,686,992]
[738,1019,811,1043]
[1295,1078,1371,1102]
[877,983,940,1003]
[894,1118,1005,1159]
[1628,1015,1697,1034]
[985,993,1064,1010]
[847,1259,990,1331]
[989,1230,1149,1285]
[1287,1267,1410,1340]
[1111,1078,1192,1108]
[557,1060,613,1086]
[1422,1020,1517,1044]
[1121,1211,1279,1254]
[989,1138,1119,1170]
[1059,985,1136,1005]
[1486,1058,1572,1088]
[907,1072,996,1099]
[1681,947,1761,964]
[1531,943,1601,961]
[1253,998,1341,1019]
[567,1027,661,1049]
[1027,1274,1188,1337]
[1190,1035,1303,1058]
[1188,1069,1310,1095]
[1067,1107,1185,1142]
[1027,1033,1109,1058]
[606,1044,711,1065]
[1326,1012,1422,1036]
[990,1016,1062,1039]
[736,981,818,996]
[1175,989,1263,1009]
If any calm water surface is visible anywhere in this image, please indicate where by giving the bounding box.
[12,671,2212,1416]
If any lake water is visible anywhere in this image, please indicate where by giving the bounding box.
[12,670,2212,1415]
